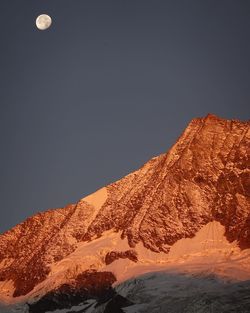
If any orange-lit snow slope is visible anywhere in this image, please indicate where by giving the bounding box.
[0,114,249,306]
[1,221,250,305]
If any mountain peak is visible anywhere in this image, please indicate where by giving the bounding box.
[205,113,222,120]
[0,114,249,305]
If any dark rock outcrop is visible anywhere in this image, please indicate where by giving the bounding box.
[28,270,117,313]
[105,250,138,265]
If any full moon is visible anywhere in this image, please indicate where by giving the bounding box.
[36,14,52,30]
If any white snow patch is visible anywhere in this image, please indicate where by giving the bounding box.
[50,230,130,277]
[168,221,237,257]
[109,222,250,284]
[82,187,107,211]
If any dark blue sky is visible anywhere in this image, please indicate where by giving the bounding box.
[0,0,249,233]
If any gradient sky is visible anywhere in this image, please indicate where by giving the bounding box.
[0,0,249,233]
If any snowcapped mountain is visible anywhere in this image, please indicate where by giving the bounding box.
[0,114,249,313]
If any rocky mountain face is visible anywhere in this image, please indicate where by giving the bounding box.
[0,114,249,311]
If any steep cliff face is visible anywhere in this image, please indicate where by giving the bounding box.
[96,114,249,252]
[0,114,249,300]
